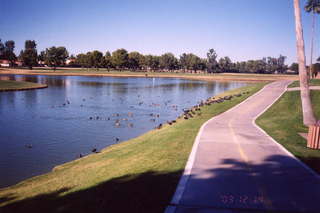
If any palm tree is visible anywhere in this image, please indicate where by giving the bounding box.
[293,0,317,126]
[305,0,320,79]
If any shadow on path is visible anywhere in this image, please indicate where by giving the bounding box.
[171,154,320,213]
[1,155,320,213]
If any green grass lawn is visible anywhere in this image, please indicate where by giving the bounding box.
[0,80,47,91]
[288,79,320,88]
[0,83,265,213]
[256,90,320,174]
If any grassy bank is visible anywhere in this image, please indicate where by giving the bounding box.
[0,80,47,91]
[288,79,320,88]
[0,83,265,213]
[0,68,298,82]
[256,90,320,174]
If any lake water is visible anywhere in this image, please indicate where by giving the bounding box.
[0,74,247,188]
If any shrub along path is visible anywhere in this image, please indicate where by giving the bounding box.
[166,81,320,213]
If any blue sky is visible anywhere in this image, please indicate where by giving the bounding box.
[0,0,318,64]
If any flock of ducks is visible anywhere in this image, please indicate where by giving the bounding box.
[25,89,250,159]
[154,91,250,129]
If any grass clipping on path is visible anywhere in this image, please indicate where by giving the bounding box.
[0,80,47,91]
[0,83,265,213]
[257,90,320,174]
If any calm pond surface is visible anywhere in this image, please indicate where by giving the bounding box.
[0,74,247,188]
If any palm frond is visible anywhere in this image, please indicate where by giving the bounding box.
[305,0,320,13]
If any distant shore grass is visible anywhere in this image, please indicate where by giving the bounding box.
[0,80,47,91]
[256,90,320,174]
[0,68,298,82]
[0,83,265,213]
[288,79,320,88]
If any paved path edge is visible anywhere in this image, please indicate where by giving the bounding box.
[165,81,320,213]
[287,86,320,91]
[253,85,320,179]
[165,83,271,212]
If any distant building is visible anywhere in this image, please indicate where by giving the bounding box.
[66,58,76,65]
[0,59,23,67]
[286,69,298,74]
[0,60,10,67]
[38,60,45,65]
[15,60,23,67]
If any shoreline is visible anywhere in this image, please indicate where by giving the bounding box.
[0,83,266,212]
[0,82,254,189]
[0,68,299,83]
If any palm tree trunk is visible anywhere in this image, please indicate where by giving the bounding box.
[310,11,315,79]
[293,0,317,126]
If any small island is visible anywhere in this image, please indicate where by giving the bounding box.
[0,80,47,92]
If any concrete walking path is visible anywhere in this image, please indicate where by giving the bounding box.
[166,81,320,213]
[287,86,320,91]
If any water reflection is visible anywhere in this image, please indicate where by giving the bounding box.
[0,74,247,188]
[78,81,128,87]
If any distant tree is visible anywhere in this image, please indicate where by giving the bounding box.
[305,0,320,78]
[128,52,144,71]
[312,63,320,77]
[20,40,38,69]
[277,55,287,73]
[38,50,46,62]
[232,56,287,74]
[3,40,16,66]
[219,56,232,72]
[69,54,76,60]
[289,62,299,73]
[198,58,207,72]
[235,61,246,73]
[101,51,113,70]
[179,53,202,73]
[261,58,268,73]
[85,52,94,67]
[111,48,128,70]
[253,58,266,73]
[244,60,256,73]
[262,55,287,73]
[265,57,277,73]
[90,50,103,70]
[76,53,89,68]
[0,39,4,59]
[139,54,146,70]
[159,53,178,71]
[145,55,159,71]
[187,54,202,73]
[44,46,69,70]
[179,53,188,72]
[206,49,218,73]
[18,50,23,61]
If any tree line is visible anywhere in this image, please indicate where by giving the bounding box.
[0,39,69,70]
[0,38,305,74]
[64,48,291,74]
